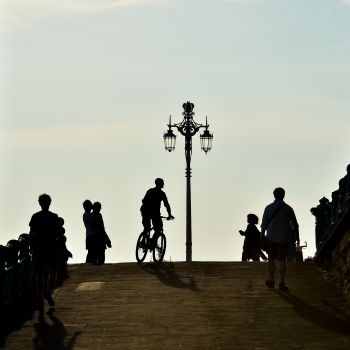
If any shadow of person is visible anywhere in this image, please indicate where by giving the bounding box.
[140,262,199,291]
[276,290,350,335]
[0,291,37,348]
[33,308,81,350]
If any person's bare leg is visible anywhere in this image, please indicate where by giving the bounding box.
[35,272,44,312]
[278,259,286,284]
[266,258,275,288]
[44,271,55,306]
[277,258,289,291]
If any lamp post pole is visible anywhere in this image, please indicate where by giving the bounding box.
[163,101,213,262]
[185,119,193,262]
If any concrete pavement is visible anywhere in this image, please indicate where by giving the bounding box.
[1,262,350,350]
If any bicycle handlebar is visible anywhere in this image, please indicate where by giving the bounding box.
[160,216,175,220]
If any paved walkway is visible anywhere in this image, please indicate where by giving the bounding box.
[1,262,350,350]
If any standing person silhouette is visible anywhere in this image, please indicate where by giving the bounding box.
[261,187,300,292]
[29,194,59,309]
[140,178,174,246]
[83,199,98,264]
[92,201,112,265]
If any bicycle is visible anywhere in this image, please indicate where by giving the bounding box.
[135,216,173,263]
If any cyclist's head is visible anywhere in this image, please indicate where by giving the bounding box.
[247,213,259,225]
[273,187,285,200]
[155,178,164,188]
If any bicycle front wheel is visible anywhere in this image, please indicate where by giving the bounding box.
[153,233,166,262]
[136,232,148,263]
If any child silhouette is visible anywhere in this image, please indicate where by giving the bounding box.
[239,214,267,262]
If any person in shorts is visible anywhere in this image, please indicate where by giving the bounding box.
[261,187,300,292]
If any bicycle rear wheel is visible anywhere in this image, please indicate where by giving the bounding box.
[153,233,166,262]
[136,232,148,263]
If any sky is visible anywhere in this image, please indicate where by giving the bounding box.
[0,0,349,263]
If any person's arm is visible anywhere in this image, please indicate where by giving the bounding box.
[239,229,246,236]
[290,208,300,244]
[163,193,174,219]
[29,215,36,237]
[260,208,268,238]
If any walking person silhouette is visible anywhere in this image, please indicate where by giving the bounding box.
[261,187,300,292]
[29,194,60,309]
[239,214,267,261]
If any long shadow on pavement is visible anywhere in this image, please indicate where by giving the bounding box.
[139,262,199,291]
[33,308,81,350]
[276,290,350,335]
[0,291,36,348]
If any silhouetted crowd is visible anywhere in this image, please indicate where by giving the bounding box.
[1,165,349,311]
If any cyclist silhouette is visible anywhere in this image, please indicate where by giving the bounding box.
[140,178,174,246]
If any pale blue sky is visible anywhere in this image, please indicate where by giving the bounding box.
[0,0,349,262]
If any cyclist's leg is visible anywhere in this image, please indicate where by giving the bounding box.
[140,215,151,249]
[142,215,151,233]
[151,216,163,247]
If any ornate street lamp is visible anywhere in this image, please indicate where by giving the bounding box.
[163,101,213,262]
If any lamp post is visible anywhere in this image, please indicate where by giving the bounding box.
[163,101,213,262]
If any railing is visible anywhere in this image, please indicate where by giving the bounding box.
[311,164,350,250]
[0,234,33,309]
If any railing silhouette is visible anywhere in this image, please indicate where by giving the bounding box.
[0,234,33,309]
[311,164,350,251]
[312,165,350,297]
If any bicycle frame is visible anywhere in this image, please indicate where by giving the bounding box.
[136,216,173,263]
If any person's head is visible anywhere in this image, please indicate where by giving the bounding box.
[273,187,285,200]
[58,217,64,227]
[93,201,101,212]
[155,178,164,188]
[247,213,259,225]
[319,197,329,205]
[83,199,92,212]
[347,164,350,174]
[38,193,51,211]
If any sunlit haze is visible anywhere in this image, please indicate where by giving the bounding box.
[1,0,349,262]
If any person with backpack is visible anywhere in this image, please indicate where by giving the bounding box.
[261,187,300,292]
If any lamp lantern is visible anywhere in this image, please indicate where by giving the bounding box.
[200,118,213,153]
[163,128,176,152]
